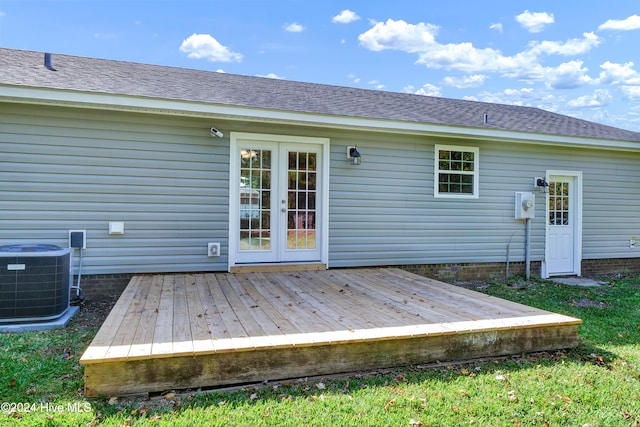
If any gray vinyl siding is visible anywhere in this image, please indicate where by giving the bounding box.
[328,134,526,267]
[1,103,229,274]
[3,102,640,275]
[327,131,640,268]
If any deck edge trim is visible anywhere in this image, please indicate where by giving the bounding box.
[80,313,580,364]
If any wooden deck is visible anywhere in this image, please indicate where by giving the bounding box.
[80,268,581,397]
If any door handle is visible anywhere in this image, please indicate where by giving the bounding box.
[281,208,287,213]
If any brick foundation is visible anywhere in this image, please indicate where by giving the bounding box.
[75,257,640,300]
[398,261,541,282]
[401,257,640,282]
[73,273,133,300]
[580,257,640,277]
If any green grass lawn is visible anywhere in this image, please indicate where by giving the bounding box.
[1,275,639,426]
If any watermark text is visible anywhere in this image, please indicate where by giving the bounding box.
[1,402,91,415]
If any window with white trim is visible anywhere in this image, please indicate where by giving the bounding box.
[434,145,479,198]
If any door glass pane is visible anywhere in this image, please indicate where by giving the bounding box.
[549,181,570,226]
[308,192,316,210]
[288,171,297,190]
[286,151,317,250]
[298,152,307,170]
[261,150,271,168]
[308,172,316,190]
[239,148,271,251]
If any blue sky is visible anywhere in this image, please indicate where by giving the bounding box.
[2,1,640,131]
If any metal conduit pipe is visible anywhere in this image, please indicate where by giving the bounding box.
[525,218,531,281]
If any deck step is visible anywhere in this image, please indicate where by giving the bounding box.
[229,263,326,273]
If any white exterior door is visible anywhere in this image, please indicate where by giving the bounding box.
[229,133,328,267]
[545,173,582,277]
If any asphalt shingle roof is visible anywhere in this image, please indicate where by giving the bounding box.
[2,48,640,142]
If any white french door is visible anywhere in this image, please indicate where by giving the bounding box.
[229,133,328,267]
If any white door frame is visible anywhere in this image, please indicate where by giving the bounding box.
[542,170,583,278]
[228,132,329,270]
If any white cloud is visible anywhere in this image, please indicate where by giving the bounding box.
[598,15,640,31]
[179,33,243,62]
[489,23,503,34]
[358,19,519,74]
[358,19,597,88]
[471,87,563,112]
[544,60,592,89]
[257,73,284,79]
[503,87,535,97]
[474,87,535,105]
[442,74,488,88]
[284,22,305,33]
[368,79,385,89]
[599,61,640,85]
[588,109,611,123]
[526,32,601,56]
[358,19,439,53]
[416,42,534,76]
[332,9,360,24]
[566,89,612,108]
[515,10,554,33]
[620,86,640,100]
[414,83,442,97]
[473,92,527,106]
[348,73,361,83]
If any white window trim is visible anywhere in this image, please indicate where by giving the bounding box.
[434,144,479,199]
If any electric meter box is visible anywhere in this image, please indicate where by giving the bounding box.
[515,192,535,219]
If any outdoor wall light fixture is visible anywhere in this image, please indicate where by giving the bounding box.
[535,177,549,193]
[347,146,361,165]
[209,126,224,138]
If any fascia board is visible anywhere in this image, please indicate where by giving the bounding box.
[3,84,640,152]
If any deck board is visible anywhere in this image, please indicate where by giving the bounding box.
[104,275,150,361]
[215,273,265,338]
[207,273,249,339]
[128,275,163,359]
[329,269,456,324]
[172,275,194,355]
[81,268,581,396]
[184,274,214,353]
[193,274,232,344]
[226,273,286,337]
[234,274,297,337]
[271,271,363,331]
[80,275,141,362]
[280,272,368,330]
[151,275,175,357]
[297,270,409,328]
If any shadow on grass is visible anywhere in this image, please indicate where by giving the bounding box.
[86,345,627,426]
